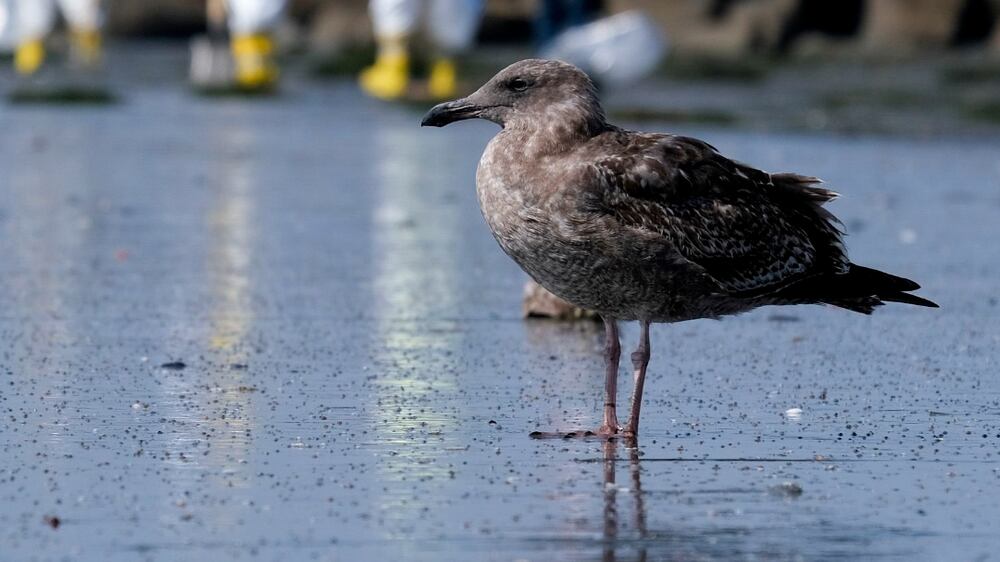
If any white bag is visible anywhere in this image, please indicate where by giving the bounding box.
[541,10,669,86]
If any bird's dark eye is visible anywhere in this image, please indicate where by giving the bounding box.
[509,78,529,92]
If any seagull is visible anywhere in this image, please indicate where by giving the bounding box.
[421,59,937,439]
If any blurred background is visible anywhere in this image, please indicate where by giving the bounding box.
[1,0,999,133]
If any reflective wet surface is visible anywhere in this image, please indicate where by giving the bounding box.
[1,55,1000,561]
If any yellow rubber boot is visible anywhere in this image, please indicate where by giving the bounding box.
[15,39,46,76]
[359,41,410,100]
[428,58,458,100]
[70,28,103,67]
[231,34,279,90]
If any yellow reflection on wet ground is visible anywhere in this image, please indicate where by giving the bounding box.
[207,129,255,356]
[369,122,467,534]
[158,123,258,525]
[6,127,91,457]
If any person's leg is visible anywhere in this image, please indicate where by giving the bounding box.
[426,0,483,99]
[360,0,419,100]
[14,0,57,75]
[534,0,560,46]
[56,0,102,67]
[228,0,287,89]
[568,0,602,28]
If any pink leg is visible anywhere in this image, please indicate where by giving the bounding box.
[597,316,621,435]
[625,320,651,437]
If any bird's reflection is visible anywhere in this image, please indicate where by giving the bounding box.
[601,439,648,562]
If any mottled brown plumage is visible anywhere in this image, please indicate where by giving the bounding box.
[422,59,936,438]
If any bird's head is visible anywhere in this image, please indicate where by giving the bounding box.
[421,59,606,133]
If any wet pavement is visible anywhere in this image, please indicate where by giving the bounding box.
[2,52,1000,562]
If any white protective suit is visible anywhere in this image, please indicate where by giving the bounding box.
[370,0,483,52]
[0,0,15,52]
[227,0,286,36]
[14,0,101,41]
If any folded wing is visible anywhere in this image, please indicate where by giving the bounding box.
[587,133,848,297]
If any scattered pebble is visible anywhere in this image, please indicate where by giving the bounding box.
[769,482,803,498]
[767,314,801,323]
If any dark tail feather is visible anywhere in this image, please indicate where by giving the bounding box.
[878,291,939,308]
[820,264,938,314]
[771,173,840,204]
[844,264,921,293]
[779,264,938,314]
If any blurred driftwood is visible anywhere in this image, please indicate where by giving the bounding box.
[861,0,965,54]
[612,0,999,57]
[523,280,599,321]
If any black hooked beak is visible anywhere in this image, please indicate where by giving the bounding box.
[421,98,482,127]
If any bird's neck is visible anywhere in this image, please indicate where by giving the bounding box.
[505,102,608,158]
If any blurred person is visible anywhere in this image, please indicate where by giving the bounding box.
[227,0,286,89]
[0,0,14,55]
[361,0,483,101]
[12,0,102,76]
[535,0,603,46]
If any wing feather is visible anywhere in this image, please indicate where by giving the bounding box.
[588,134,848,296]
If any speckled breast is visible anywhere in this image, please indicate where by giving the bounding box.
[477,181,701,321]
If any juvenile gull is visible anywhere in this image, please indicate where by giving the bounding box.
[422,59,937,438]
